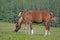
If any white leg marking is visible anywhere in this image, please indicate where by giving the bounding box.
[48,31,50,35]
[31,29,34,35]
[45,30,48,36]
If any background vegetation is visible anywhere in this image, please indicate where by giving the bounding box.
[0,0,60,40]
[0,0,60,27]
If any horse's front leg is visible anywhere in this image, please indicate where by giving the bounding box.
[24,23,27,30]
[29,22,34,35]
[23,22,27,34]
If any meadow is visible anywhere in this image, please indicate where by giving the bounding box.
[0,21,60,40]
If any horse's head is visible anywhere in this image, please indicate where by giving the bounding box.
[14,22,22,32]
[18,10,24,17]
[14,17,23,32]
[14,22,20,32]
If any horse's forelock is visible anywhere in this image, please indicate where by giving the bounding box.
[20,10,23,13]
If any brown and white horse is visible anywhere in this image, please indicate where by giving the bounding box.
[15,10,57,35]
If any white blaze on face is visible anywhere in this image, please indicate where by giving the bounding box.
[18,12,22,16]
[18,17,23,22]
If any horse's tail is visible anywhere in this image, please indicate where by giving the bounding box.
[50,12,57,21]
[50,12,54,19]
[50,12,58,27]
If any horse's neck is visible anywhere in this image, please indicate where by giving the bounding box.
[21,13,26,18]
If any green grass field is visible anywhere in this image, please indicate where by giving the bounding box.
[0,21,60,40]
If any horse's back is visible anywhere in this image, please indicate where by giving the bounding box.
[27,10,51,22]
[27,11,42,22]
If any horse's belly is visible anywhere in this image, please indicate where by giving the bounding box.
[34,19,42,23]
[33,16,42,23]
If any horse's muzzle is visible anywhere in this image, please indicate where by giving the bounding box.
[14,29,18,32]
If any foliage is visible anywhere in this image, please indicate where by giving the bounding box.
[0,0,60,26]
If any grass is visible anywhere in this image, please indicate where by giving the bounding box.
[0,21,60,40]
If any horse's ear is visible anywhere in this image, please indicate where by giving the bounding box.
[20,10,24,12]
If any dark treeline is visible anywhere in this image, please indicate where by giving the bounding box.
[0,0,60,27]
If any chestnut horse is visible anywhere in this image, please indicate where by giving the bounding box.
[15,10,57,35]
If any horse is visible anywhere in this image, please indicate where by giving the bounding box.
[14,10,57,35]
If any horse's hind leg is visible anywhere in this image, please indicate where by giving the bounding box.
[45,22,50,36]
[29,22,34,35]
